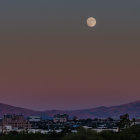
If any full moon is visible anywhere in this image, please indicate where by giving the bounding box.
[87,17,96,27]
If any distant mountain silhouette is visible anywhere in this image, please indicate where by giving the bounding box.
[0,101,140,119]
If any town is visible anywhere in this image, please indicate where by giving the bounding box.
[0,113,139,134]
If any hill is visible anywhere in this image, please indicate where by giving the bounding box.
[0,101,140,119]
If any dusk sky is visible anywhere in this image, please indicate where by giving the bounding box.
[0,0,140,110]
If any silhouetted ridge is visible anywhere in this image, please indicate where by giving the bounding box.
[0,101,140,118]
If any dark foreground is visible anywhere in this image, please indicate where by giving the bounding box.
[1,125,140,140]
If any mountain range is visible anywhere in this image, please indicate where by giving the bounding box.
[0,101,140,119]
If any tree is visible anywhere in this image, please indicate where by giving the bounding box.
[118,113,130,132]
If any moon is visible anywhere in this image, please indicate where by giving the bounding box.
[87,17,96,27]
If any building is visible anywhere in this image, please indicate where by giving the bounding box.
[28,116,41,122]
[53,114,69,123]
[1,115,31,131]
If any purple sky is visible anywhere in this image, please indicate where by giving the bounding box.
[0,0,140,110]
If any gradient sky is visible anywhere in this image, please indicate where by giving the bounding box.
[0,0,140,110]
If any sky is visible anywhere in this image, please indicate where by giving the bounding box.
[0,0,140,110]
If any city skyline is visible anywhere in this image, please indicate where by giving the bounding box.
[0,0,140,110]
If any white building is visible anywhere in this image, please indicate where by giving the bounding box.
[28,116,41,122]
[53,114,69,123]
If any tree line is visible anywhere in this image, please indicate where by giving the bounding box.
[0,125,140,140]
